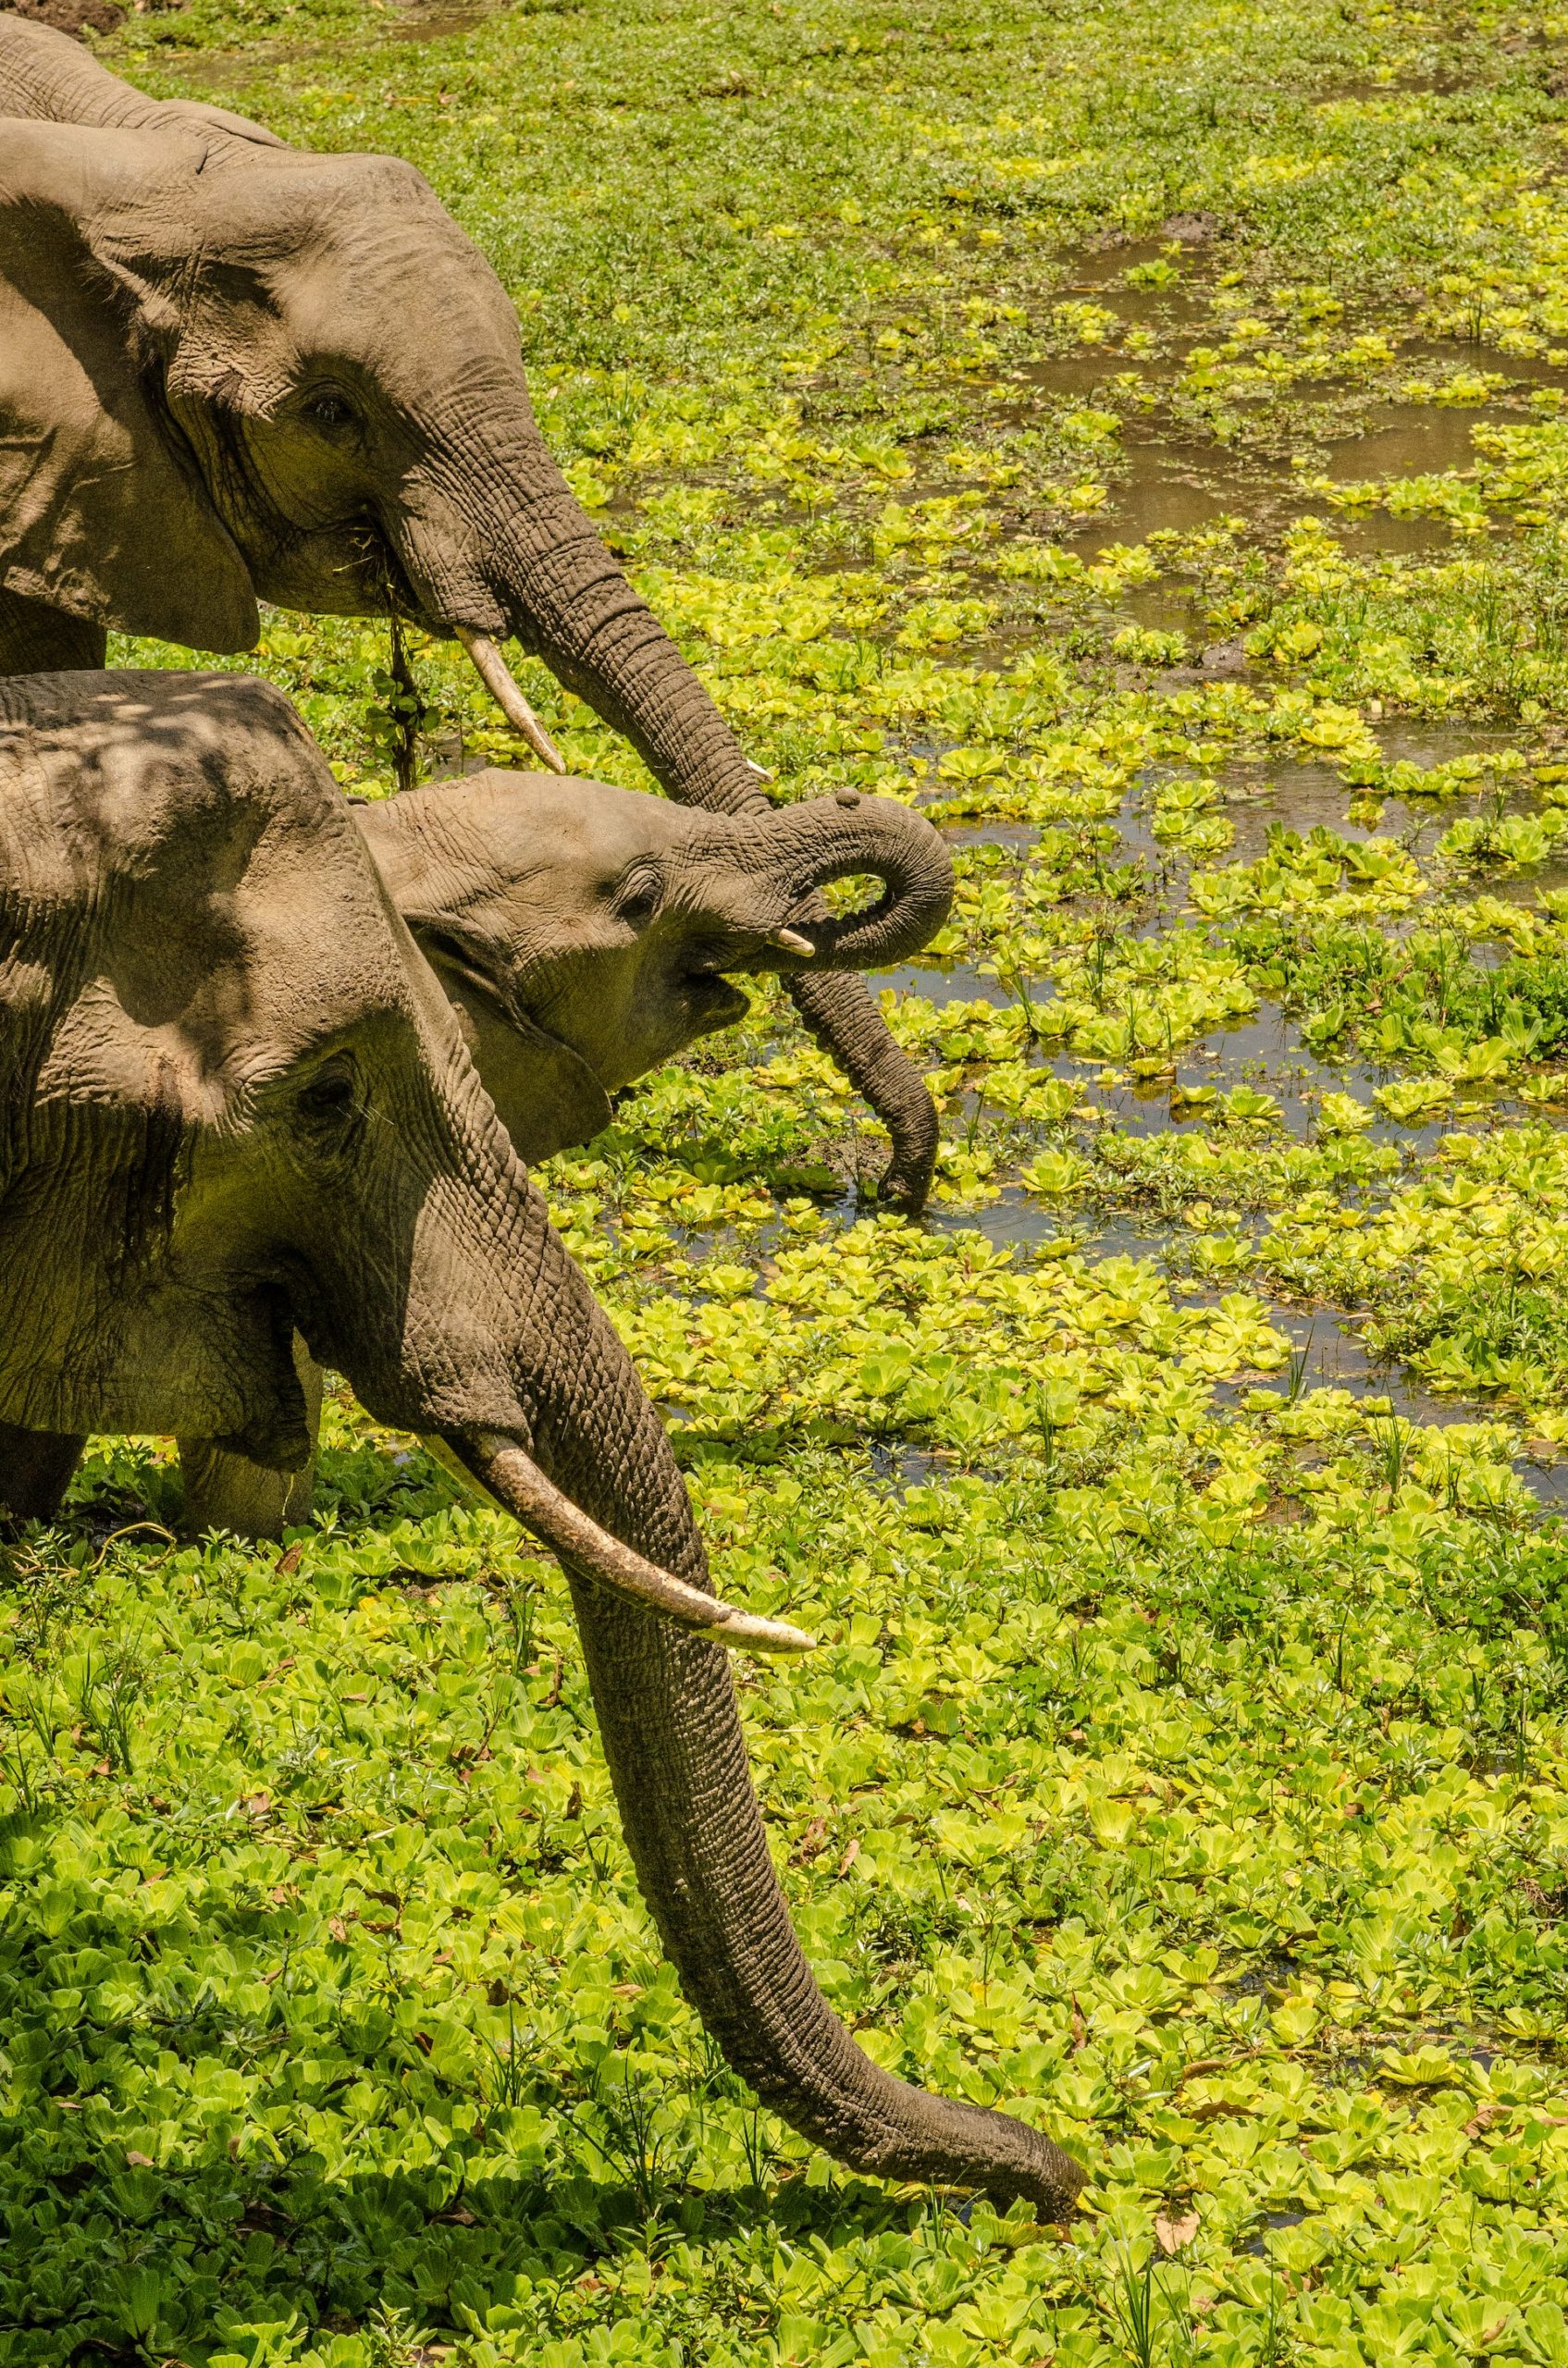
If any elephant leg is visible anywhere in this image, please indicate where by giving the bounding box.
[179,1341,324,1543]
[0,588,107,675]
[0,1424,86,1525]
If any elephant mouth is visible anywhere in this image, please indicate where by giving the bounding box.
[677,959,752,1026]
[411,921,618,1105]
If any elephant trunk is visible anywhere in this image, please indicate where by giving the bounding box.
[442,1393,1086,2215]
[351,1126,1081,2213]
[727,793,954,973]
[448,475,943,1209]
[478,475,768,818]
[569,1569,1086,2214]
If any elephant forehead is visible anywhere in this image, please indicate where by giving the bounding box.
[186,149,519,360]
[438,771,703,896]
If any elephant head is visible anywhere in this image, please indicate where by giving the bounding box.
[0,666,1083,2214]
[0,16,942,1207]
[356,770,953,1163]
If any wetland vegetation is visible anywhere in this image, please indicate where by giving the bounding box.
[11,0,1568,2359]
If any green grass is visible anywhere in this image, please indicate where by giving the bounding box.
[14,0,1568,2359]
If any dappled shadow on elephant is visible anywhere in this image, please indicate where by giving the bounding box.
[0,12,940,1205]
[0,669,1083,2226]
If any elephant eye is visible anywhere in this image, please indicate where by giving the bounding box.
[296,1055,363,1143]
[303,388,356,432]
[615,870,661,930]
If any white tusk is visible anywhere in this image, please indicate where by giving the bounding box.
[456,628,569,774]
[747,758,774,781]
[426,1430,817,1658]
[768,927,816,956]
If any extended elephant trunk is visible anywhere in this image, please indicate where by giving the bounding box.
[574,1598,1087,2214]
[461,1446,1086,2212]
[351,1107,1084,2213]
[452,480,944,1208]
[728,792,954,973]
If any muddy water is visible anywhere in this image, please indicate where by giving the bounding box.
[1059,413,1488,563]
[1019,354,1162,402]
[1330,510,1455,557]
[1118,583,1211,639]
[1323,402,1506,482]
[1067,445,1253,556]
[1019,270,1528,566]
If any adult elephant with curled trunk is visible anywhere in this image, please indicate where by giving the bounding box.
[0,668,1085,2217]
[0,15,942,1211]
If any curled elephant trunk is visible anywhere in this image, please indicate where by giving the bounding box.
[733,792,954,974]
[443,485,945,1208]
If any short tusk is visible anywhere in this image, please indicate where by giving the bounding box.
[455,628,569,774]
[426,1429,816,1658]
[768,927,816,956]
[747,758,774,782]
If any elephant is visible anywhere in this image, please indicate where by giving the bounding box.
[356,764,955,1166]
[0,665,1085,2216]
[0,15,943,1211]
[181,755,955,1537]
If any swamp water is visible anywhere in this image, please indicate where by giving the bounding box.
[870,711,1568,1506]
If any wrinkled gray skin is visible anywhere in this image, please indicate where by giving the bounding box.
[0,16,941,1209]
[187,764,955,1536]
[360,768,955,1166]
[0,669,1084,2215]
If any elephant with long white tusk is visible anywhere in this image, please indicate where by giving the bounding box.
[180,760,955,1538]
[0,13,943,1210]
[0,667,1085,2216]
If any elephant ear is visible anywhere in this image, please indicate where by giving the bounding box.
[411,925,615,1166]
[0,121,258,650]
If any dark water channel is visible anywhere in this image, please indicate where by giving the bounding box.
[919,1186,1568,1506]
